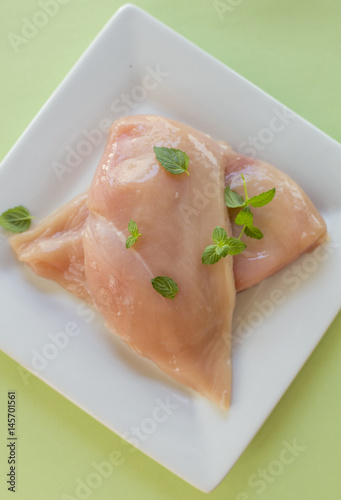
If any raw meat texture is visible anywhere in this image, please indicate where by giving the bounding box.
[223,150,327,291]
[9,114,328,409]
[10,125,327,301]
[84,115,235,409]
[10,193,91,303]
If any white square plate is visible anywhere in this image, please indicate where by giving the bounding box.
[0,4,340,492]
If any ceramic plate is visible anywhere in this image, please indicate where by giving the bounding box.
[0,4,340,492]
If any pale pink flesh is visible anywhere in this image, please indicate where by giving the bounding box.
[84,115,235,409]
[9,115,328,408]
[223,150,327,291]
[10,125,327,299]
[10,193,91,303]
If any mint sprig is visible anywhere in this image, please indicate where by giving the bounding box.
[0,206,34,233]
[233,206,263,240]
[202,174,275,265]
[154,146,190,176]
[126,219,142,248]
[202,227,246,265]
[225,174,275,241]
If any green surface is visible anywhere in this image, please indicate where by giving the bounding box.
[0,0,341,498]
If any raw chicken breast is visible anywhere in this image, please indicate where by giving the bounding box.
[9,114,327,409]
[84,115,235,409]
[223,150,327,291]
[10,119,327,302]
[10,193,91,303]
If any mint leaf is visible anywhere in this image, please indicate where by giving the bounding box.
[224,185,245,208]
[0,206,33,233]
[244,225,263,239]
[128,219,139,236]
[249,188,276,207]
[126,219,141,248]
[234,206,253,227]
[151,276,179,299]
[154,146,189,175]
[226,237,247,255]
[216,244,230,257]
[202,245,221,265]
[212,226,228,246]
[125,235,138,248]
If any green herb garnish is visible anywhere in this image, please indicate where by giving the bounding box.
[202,174,275,264]
[234,206,263,240]
[225,175,276,212]
[226,174,275,241]
[151,276,179,299]
[126,219,142,248]
[154,146,190,176]
[224,186,245,208]
[248,189,277,207]
[201,227,247,264]
[0,206,34,233]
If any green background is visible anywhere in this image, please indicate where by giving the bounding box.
[1,0,341,498]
